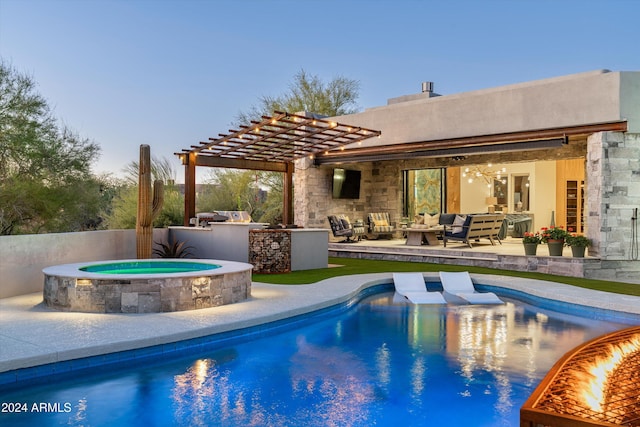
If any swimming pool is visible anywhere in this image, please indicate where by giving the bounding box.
[0,288,635,426]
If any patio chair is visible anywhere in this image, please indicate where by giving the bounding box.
[337,214,365,241]
[438,271,503,304]
[327,215,357,243]
[393,273,446,304]
[367,212,395,239]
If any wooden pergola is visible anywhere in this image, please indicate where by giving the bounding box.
[176,111,381,226]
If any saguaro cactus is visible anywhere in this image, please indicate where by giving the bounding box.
[136,144,164,259]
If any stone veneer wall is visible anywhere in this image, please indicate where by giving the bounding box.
[249,229,292,273]
[584,131,640,282]
[43,269,252,313]
[329,250,596,279]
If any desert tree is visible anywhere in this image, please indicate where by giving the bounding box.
[206,70,360,222]
[0,60,102,234]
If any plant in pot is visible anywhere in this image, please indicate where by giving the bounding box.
[540,226,570,256]
[522,231,542,255]
[565,234,592,258]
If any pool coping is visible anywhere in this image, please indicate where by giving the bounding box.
[42,258,253,279]
[2,272,640,381]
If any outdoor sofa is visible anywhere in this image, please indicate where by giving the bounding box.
[442,213,505,247]
[414,212,506,246]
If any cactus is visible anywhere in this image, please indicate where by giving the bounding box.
[136,144,164,259]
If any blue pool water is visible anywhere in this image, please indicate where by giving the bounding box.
[0,288,635,427]
[79,261,220,274]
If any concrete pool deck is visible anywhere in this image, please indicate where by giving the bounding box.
[2,272,640,381]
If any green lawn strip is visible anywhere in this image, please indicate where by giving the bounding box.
[252,257,640,296]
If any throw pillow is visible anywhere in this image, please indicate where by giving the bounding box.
[451,215,467,234]
[414,215,424,225]
[377,218,389,227]
[424,213,440,227]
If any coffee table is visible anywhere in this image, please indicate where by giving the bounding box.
[405,226,443,246]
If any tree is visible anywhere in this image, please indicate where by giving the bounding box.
[0,61,102,234]
[231,70,361,223]
[122,155,177,186]
[198,169,261,216]
[105,156,183,229]
[236,69,360,124]
[251,171,283,224]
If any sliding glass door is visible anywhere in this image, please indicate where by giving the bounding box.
[403,169,445,218]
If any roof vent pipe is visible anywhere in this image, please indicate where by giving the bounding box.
[421,81,434,93]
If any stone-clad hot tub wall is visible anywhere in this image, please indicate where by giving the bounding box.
[249,229,292,273]
[43,260,252,313]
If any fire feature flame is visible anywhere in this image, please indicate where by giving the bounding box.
[570,335,640,414]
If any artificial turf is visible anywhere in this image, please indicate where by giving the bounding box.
[252,256,640,296]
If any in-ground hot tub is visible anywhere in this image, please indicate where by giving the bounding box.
[43,259,253,313]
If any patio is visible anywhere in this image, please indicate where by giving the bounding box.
[328,234,597,279]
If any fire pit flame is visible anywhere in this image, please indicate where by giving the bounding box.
[572,335,640,414]
[521,327,640,426]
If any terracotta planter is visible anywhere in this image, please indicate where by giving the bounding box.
[571,246,586,258]
[523,243,538,256]
[547,239,564,256]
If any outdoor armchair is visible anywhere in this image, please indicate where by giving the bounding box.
[367,212,395,239]
[328,215,361,243]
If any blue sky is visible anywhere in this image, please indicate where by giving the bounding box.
[1,0,639,181]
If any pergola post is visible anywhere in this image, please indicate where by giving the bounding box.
[283,162,294,224]
[183,152,197,226]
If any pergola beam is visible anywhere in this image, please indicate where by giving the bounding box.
[193,155,290,173]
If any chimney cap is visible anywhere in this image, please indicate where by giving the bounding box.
[421,81,434,93]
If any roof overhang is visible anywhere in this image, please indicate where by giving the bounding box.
[313,120,627,165]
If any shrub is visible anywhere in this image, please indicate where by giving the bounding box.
[566,234,592,247]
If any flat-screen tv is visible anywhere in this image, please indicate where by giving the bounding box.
[332,168,361,199]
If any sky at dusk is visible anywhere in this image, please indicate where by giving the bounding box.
[1,0,639,182]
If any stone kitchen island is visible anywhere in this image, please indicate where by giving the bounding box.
[169,224,328,272]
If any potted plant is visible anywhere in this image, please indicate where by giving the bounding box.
[522,232,542,255]
[566,234,592,258]
[540,226,570,256]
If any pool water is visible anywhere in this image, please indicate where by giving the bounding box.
[0,291,633,426]
[79,261,220,275]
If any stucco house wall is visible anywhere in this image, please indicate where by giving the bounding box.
[330,70,635,148]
